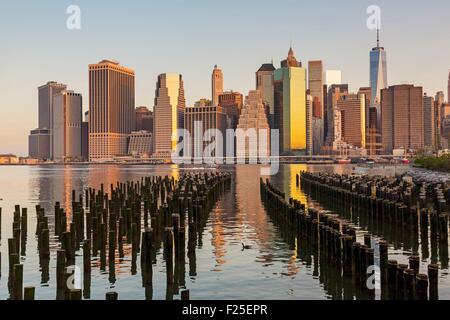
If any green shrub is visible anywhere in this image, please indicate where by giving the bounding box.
[414,155,450,172]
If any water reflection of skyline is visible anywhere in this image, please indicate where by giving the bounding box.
[2,164,448,299]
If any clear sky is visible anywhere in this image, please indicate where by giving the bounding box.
[1,0,449,156]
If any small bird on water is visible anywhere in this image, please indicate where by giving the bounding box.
[242,243,252,250]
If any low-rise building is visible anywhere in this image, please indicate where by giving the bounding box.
[128,131,152,158]
[0,154,19,164]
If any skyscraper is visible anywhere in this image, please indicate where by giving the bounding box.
[274,47,307,154]
[256,63,275,128]
[82,111,89,161]
[325,84,348,148]
[236,90,270,159]
[337,93,366,148]
[381,85,423,153]
[423,94,436,149]
[38,81,67,130]
[448,70,450,103]
[370,29,388,129]
[309,61,324,153]
[324,70,342,86]
[219,91,243,130]
[442,103,450,148]
[358,87,380,155]
[436,91,445,106]
[308,61,324,114]
[52,90,83,161]
[184,104,227,160]
[135,106,153,132]
[306,93,313,156]
[423,93,436,149]
[37,81,67,158]
[153,73,186,159]
[212,65,223,107]
[28,128,51,160]
[88,60,135,161]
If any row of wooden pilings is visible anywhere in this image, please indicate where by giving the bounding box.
[299,172,449,243]
[260,177,439,300]
[300,173,450,270]
[2,171,231,300]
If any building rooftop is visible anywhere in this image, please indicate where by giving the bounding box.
[258,63,275,72]
[98,59,120,65]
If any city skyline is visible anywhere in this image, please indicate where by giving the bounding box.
[1,0,450,155]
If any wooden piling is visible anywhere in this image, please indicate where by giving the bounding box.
[106,292,118,300]
[397,264,408,300]
[83,240,91,275]
[379,240,388,285]
[428,264,439,300]
[181,289,190,300]
[404,269,415,300]
[69,289,82,300]
[416,274,429,300]
[164,227,174,285]
[387,260,398,299]
[24,287,35,300]
[56,250,66,289]
[409,255,420,275]
[13,264,23,300]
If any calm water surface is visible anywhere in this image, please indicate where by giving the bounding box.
[0,164,448,300]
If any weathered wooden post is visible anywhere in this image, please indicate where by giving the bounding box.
[106,292,118,300]
[387,260,398,299]
[83,240,91,275]
[69,289,82,300]
[428,264,439,300]
[367,248,375,298]
[164,227,174,285]
[181,289,190,300]
[379,240,388,286]
[13,264,23,300]
[352,242,361,283]
[404,269,415,300]
[396,264,408,300]
[24,287,35,300]
[141,228,154,287]
[364,234,371,248]
[41,229,50,258]
[409,256,420,275]
[416,274,429,300]
[359,245,368,287]
[56,250,66,289]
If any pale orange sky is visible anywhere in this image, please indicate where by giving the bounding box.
[1,0,449,156]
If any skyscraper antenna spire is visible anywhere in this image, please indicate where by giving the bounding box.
[377,28,380,48]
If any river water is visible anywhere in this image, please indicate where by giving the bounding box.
[0,164,448,300]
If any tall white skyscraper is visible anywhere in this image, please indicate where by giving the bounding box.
[324,70,342,86]
[370,29,388,128]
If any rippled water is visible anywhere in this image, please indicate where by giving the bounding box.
[0,164,448,300]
